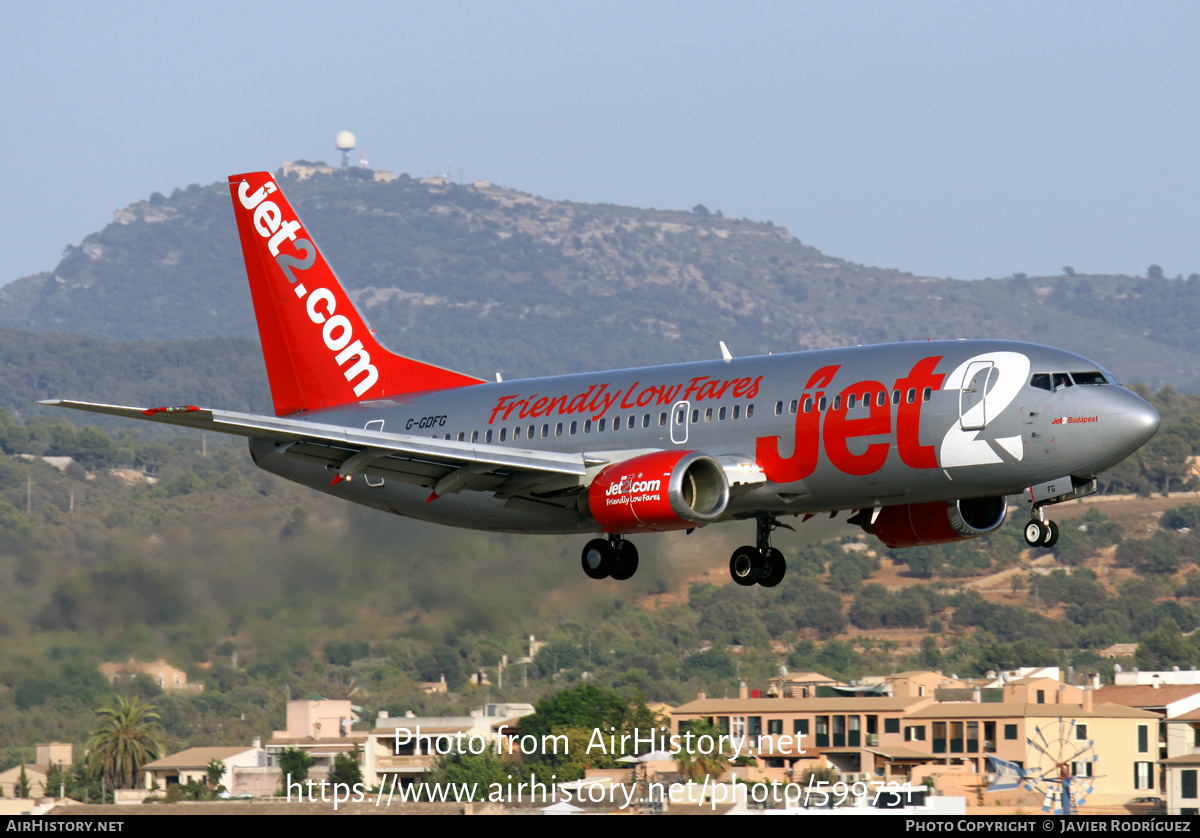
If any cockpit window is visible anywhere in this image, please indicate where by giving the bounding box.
[1030,373,1052,391]
[1070,371,1109,385]
[1052,373,1073,391]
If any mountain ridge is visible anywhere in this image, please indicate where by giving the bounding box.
[2,169,1197,391]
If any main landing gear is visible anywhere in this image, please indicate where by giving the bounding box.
[729,515,790,588]
[581,535,639,581]
[1023,506,1060,549]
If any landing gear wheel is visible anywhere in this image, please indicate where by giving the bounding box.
[610,540,640,581]
[1043,520,1060,548]
[730,546,762,586]
[758,547,786,588]
[581,539,614,579]
[1024,520,1046,547]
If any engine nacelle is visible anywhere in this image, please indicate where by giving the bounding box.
[868,496,1008,549]
[585,450,730,534]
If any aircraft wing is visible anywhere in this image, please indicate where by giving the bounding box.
[42,400,594,498]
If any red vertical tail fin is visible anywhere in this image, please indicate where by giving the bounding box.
[228,171,484,416]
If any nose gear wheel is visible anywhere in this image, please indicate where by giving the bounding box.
[1023,506,1060,548]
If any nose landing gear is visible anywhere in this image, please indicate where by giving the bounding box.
[1023,507,1060,548]
[581,535,640,580]
[729,515,789,588]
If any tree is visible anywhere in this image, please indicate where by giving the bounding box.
[206,759,226,791]
[1148,264,1164,279]
[278,748,316,786]
[44,763,65,798]
[676,718,729,780]
[428,751,507,799]
[1136,619,1200,669]
[15,766,31,798]
[1162,504,1200,531]
[518,685,663,781]
[797,764,843,806]
[329,750,362,789]
[85,696,165,790]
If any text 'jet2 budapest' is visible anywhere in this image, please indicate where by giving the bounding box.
[46,171,1161,587]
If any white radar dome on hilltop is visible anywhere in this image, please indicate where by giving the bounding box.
[335,131,357,150]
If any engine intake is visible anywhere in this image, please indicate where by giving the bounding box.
[867,496,1008,549]
[585,450,729,534]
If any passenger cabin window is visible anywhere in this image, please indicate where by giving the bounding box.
[691,409,699,423]
[705,408,713,422]
[659,412,667,426]
[747,404,755,417]
[789,399,798,414]
[499,428,507,442]
[876,391,886,407]
[733,405,741,419]
[775,401,784,416]
[719,406,727,421]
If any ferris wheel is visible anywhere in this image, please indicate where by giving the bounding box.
[987,717,1099,815]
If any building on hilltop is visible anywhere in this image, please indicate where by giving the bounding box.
[98,658,201,693]
[281,161,396,182]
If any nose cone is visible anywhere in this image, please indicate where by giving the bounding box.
[1105,388,1160,459]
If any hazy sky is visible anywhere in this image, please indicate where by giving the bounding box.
[2,2,1198,285]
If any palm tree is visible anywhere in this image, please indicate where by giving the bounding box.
[85,696,166,789]
[676,718,730,781]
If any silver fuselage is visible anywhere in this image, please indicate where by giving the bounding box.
[249,339,1159,534]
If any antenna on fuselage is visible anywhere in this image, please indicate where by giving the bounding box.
[719,341,732,363]
[496,372,503,382]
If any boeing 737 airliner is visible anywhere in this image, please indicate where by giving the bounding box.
[46,172,1161,587]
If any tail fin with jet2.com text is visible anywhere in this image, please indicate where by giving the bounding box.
[228,171,484,416]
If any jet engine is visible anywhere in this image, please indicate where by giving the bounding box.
[583,450,729,534]
[865,496,1008,549]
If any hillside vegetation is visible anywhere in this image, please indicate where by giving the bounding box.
[0,387,1197,762]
